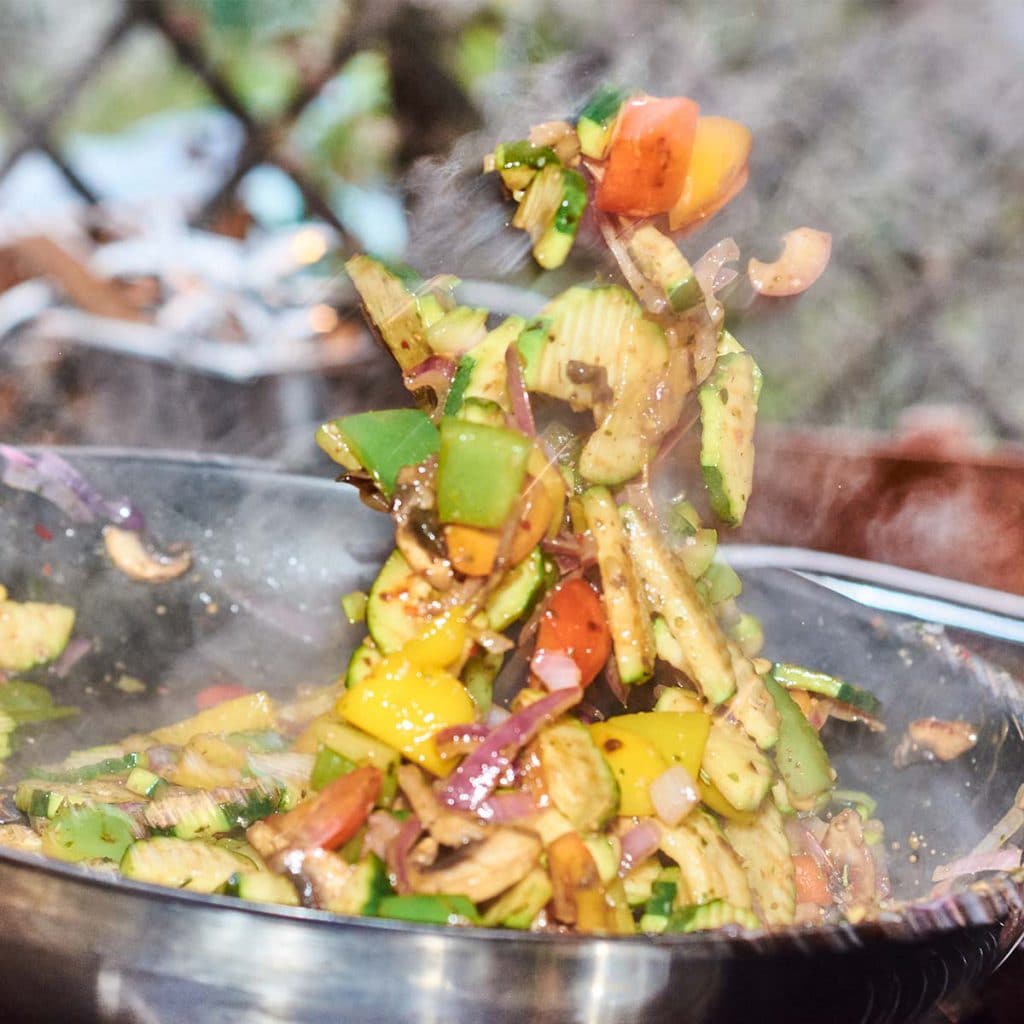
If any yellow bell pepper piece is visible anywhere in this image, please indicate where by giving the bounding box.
[589,722,668,817]
[338,610,475,777]
[607,712,710,779]
[668,116,752,231]
[150,692,276,746]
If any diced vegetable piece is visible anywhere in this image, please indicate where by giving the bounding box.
[339,644,475,777]
[653,687,705,715]
[436,417,532,529]
[305,721,401,773]
[16,778,139,819]
[345,638,382,689]
[512,163,588,270]
[378,893,479,926]
[626,224,701,310]
[727,613,764,658]
[764,673,835,806]
[725,644,780,751]
[365,549,440,655]
[451,315,526,414]
[341,591,368,624]
[311,744,356,791]
[121,836,250,893]
[227,871,300,907]
[484,547,545,631]
[125,767,167,798]
[145,783,280,839]
[480,866,552,929]
[659,811,752,910]
[461,651,502,714]
[537,719,619,831]
[611,711,710,780]
[255,765,381,853]
[668,116,753,232]
[701,561,742,606]
[547,830,629,934]
[323,853,390,916]
[534,578,612,688]
[588,721,667,818]
[576,84,629,159]
[580,487,655,684]
[770,663,881,716]
[595,96,699,217]
[723,800,796,926]
[318,410,439,499]
[0,595,76,673]
[32,751,140,784]
[41,803,137,863]
[150,692,275,747]
[622,507,736,704]
[492,140,560,192]
[426,306,489,358]
[699,350,759,527]
[665,899,759,933]
[345,255,432,371]
[700,718,773,812]
[792,853,833,907]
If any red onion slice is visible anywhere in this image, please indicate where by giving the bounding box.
[1,444,144,529]
[619,820,662,876]
[649,764,700,827]
[438,687,583,812]
[530,649,581,692]
[504,343,536,436]
[386,814,423,894]
[693,238,740,297]
[364,810,404,861]
[931,846,1022,883]
[49,636,92,679]
[433,722,490,760]
[403,355,456,410]
[748,227,832,297]
[476,791,539,822]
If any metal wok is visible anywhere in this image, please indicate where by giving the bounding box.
[0,450,1022,1024]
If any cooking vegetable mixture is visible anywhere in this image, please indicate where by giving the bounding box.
[0,89,972,933]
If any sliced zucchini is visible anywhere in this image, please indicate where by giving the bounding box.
[653,685,705,715]
[576,84,628,159]
[324,854,390,917]
[484,547,545,632]
[725,644,780,751]
[699,350,759,527]
[621,507,735,704]
[450,315,526,415]
[149,692,276,747]
[764,674,834,807]
[537,719,619,832]
[460,650,503,715]
[770,662,881,716]
[0,595,76,673]
[144,782,281,839]
[723,799,796,926]
[426,306,489,358]
[125,767,167,799]
[16,778,137,819]
[32,751,140,784]
[314,721,401,773]
[226,870,300,907]
[580,487,655,684]
[480,866,553,929]
[512,164,587,270]
[365,549,440,654]
[701,562,743,606]
[345,638,382,689]
[492,140,560,193]
[345,255,432,371]
[700,718,773,813]
[121,836,251,893]
[658,811,752,910]
[665,899,760,933]
[626,224,701,311]
[454,397,506,426]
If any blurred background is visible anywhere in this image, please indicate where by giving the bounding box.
[1,0,1023,592]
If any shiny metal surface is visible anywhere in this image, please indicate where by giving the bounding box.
[1,451,1023,1024]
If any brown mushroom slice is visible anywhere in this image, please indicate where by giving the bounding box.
[893,717,978,768]
[822,808,876,907]
[397,764,487,848]
[103,526,192,582]
[405,826,542,903]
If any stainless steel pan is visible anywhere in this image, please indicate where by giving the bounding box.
[1,450,1022,1024]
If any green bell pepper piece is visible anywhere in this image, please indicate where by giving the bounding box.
[317,409,440,498]
[436,417,531,529]
[377,893,480,925]
[310,744,356,792]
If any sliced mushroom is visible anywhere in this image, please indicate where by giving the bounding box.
[397,764,487,847]
[893,717,978,768]
[405,825,542,903]
[103,526,191,583]
[822,808,876,907]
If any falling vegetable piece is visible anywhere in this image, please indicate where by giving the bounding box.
[668,116,753,233]
[103,526,192,583]
[748,227,832,297]
[595,96,700,218]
